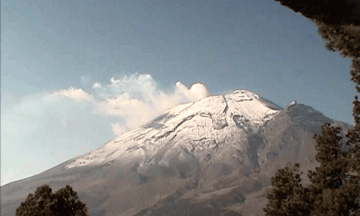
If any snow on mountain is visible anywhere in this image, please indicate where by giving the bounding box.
[66,90,282,169]
[2,89,354,216]
[285,103,334,131]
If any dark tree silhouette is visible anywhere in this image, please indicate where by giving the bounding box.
[308,124,360,215]
[272,0,360,26]
[16,184,88,216]
[264,124,360,215]
[264,163,311,216]
[264,0,360,215]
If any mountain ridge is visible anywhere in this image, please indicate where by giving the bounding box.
[1,89,352,216]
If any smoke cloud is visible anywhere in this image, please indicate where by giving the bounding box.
[93,73,210,134]
[2,73,210,185]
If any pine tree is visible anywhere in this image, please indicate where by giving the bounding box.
[264,0,360,215]
[307,124,360,215]
[271,0,360,26]
[263,163,311,216]
[16,184,88,216]
[263,124,360,215]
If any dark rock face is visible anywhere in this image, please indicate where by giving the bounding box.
[1,92,352,216]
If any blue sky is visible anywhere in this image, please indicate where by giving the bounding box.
[1,0,356,185]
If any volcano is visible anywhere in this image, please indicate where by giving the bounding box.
[1,90,352,216]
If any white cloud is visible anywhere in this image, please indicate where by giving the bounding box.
[93,82,102,89]
[96,94,151,130]
[111,122,129,136]
[4,74,210,139]
[175,82,210,102]
[50,87,95,103]
[92,73,210,134]
[2,73,211,185]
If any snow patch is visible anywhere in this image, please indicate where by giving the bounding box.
[290,101,297,106]
[66,90,281,169]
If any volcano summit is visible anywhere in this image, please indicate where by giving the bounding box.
[1,90,351,216]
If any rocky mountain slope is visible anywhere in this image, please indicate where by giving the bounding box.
[1,90,352,216]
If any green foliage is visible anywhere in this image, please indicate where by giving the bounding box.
[346,95,360,178]
[308,124,360,216]
[16,184,88,216]
[272,0,360,26]
[265,1,360,215]
[350,58,360,92]
[264,124,360,215]
[317,24,360,59]
[264,163,311,216]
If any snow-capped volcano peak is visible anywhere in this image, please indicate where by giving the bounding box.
[66,90,282,169]
[5,89,353,216]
